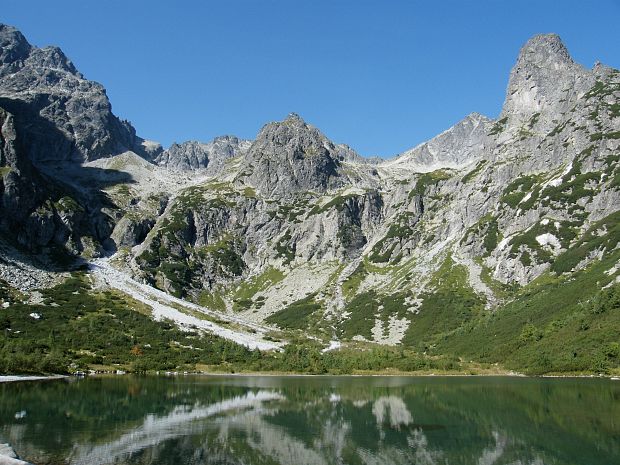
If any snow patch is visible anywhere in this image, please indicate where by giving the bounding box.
[542,162,572,189]
[604,263,619,276]
[322,340,342,353]
[520,191,532,204]
[535,233,561,250]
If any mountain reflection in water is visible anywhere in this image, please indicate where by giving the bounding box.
[0,375,618,465]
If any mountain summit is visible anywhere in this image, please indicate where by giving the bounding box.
[516,33,575,69]
[500,33,594,132]
[241,113,344,196]
[0,23,143,162]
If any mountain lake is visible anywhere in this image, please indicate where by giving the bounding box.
[0,375,619,464]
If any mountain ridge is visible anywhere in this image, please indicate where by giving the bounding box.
[0,25,618,375]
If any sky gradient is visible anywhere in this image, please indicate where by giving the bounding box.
[2,1,619,157]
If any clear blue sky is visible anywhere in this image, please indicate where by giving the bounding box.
[2,1,619,157]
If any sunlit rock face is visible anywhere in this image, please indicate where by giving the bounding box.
[501,34,593,132]
[155,136,252,173]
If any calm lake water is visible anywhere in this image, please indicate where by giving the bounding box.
[0,375,619,465]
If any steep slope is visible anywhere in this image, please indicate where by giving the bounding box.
[0,23,161,267]
[0,24,150,163]
[384,112,492,173]
[0,104,112,262]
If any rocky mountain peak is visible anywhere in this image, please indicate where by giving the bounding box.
[0,23,142,163]
[515,33,574,70]
[254,112,329,150]
[241,114,342,196]
[250,113,336,163]
[500,33,592,131]
[0,24,78,77]
[0,24,31,74]
[28,45,80,76]
[388,112,491,172]
[283,112,306,126]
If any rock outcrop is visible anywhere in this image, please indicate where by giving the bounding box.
[240,113,347,197]
[155,136,251,173]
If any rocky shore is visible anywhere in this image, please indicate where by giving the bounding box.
[0,444,33,465]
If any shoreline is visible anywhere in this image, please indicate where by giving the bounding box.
[168,372,619,379]
[0,375,67,383]
[1,371,618,382]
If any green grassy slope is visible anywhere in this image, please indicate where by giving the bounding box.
[430,250,620,374]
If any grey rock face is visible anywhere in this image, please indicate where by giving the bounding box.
[240,113,345,197]
[1,106,40,227]
[390,112,492,172]
[500,33,595,133]
[0,105,115,261]
[155,136,251,173]
[0,107,21,170]
[0,23,141,163]
[0,26,31,74]
[111,216,155,249]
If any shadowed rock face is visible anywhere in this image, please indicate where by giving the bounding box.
[0,106,53,239]
[0,105,119,258]
[0,24,141,163]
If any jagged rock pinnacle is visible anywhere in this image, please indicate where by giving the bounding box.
[499,33,591,131]
[515,33,574,69]
[155,135,251,172]
[284,112,305,124]
[242,114,342,196]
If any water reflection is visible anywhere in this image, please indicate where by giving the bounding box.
[69,391,283,465]
[0,376,618,465]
